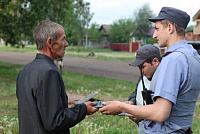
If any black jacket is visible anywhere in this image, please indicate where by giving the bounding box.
[16,53,87,134]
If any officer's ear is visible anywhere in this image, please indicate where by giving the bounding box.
[152,57,159,66]
[168,23,175,34]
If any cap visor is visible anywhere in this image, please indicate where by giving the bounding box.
[129,59,145,67]
[148,16,164,22]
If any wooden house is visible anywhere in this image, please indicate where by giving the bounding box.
[99,24,110,48]
[187,9,200,53]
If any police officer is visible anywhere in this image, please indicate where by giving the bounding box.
[99,7,200,134]
[128,45,161,106]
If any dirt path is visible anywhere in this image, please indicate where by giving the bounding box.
[0,51,140,82]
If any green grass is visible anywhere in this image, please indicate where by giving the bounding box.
[0,44,135,62]
[71,113,138,134]
[0,44,38,54]
[0,62,137,133]
[0,62,200,134]
[63,71,134,98]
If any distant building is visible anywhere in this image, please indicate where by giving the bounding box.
[99,24,110,48]
[110,42,139,53]
[141,27,155,44]
[193,9,200,37]
[185,9,200,41]
[185,26,194,41]
[88,24,111,48]
[186,9,200,53]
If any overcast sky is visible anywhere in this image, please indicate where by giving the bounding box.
[85,0,200,27]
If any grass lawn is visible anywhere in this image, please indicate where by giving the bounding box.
[0,44,135,62]
[0,45,200,133]
[0,62,137,134]
[0,62,200,134]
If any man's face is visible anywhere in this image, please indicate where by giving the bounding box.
[153,21,169,48]
[140,61,157,79]
[51,28,68,60]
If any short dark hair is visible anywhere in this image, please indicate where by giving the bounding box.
[160,20,185,37]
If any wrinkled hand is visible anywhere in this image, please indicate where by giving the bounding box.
[85,101,98,115]
[126,113,142,124]
[99,101,123,115]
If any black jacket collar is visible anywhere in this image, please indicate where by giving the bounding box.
[35,53,55,64]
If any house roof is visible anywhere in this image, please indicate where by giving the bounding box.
[130,27,155,37]
[186,25,194,32]
[193,9,200,21]
[99,24,110,35]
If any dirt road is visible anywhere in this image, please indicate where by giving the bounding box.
[0,51,140,83]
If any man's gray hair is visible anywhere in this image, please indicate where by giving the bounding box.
[33,20,63,50]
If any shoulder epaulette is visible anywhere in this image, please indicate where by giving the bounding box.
[162,51,173,57]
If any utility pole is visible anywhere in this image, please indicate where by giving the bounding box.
[129,37,133,53]
[85,28,88,49]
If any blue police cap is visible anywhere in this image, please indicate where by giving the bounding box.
[148,7,190,29]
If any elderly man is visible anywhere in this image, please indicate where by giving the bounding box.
[16,20,97,134]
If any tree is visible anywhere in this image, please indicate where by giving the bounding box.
[0,1,21,46]
[71,0,93,46]
[109,18,134,43]
[132,3,154,39]
[88,23,101,42]
[0,0,93,47]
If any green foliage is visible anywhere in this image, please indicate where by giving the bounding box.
[107,3,154,43]
[146,37,157,44]
[69,0,93,45]
[88,23,102,42]
[109,19,134,43]
[0,0,93,47]
[0,1,20,46]
[132,3,154,38]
